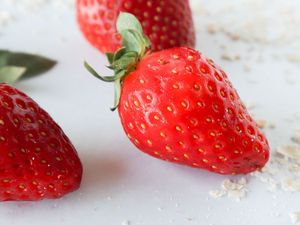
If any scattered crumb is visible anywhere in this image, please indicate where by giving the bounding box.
[209,178,248,201]
[244,101,257,110]
[243,64,252,72]
[221,53,241,61]
[256,119,267,129]
[276,145,300,160]
[0,11,13,27]
[206,23,219,35]
[122,220,130,225]
[290,212,300,224]
[286,54,300,63]
[282,179,300,192]
[291,132,300,145]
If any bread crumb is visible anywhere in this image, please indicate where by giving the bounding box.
[276,145,300,160]
[209,178,248,201]
[291,132,300,145]
[256,119,267,129]
[282,179,300,192]
[290,212,300,224]
[122,220,130,225]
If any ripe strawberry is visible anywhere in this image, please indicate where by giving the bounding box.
[0,83,82,201]
[77,0,195,53]
[86,13,270,174]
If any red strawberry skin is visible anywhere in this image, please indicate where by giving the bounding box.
[118,47,270,174]
[0,84,82,201]
[77,0,195,53]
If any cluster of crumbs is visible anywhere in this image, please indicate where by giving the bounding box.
[191,0,300,45]
[209,177,248,201]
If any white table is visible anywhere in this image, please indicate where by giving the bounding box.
[1,0,300,224]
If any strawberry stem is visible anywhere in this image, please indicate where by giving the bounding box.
[85,12,152,111]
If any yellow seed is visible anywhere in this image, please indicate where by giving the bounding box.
[234,150,240,154]
[193,134,199,139]
[179,141,184,146]
[134,100,139,107]
[134,139,140,144]
[140,79,145,84]
[202,159,208,163]
[0,119,4,125]
[172,55,179,59]
[183,153,189,159]
[211,165,217,169]
[147,140,152,145]
[18,184,26,190]
[197,148,204,153]
[181,101,187,108]
[2,178,10,183]
[165,146,171,151]
[8,152,14,158]
[173,157,179,161]
[206,117,212,123]
[154,115,160,120]
[146,95,152,100]
[128,123,134,129]
[215,144,222,149]
[56,157,61,161]
[26,118,32,123]
[187,55,194,61]
[192,163,199,167]
[48,184,54,189]
[50,143,56,148]
[167,106,173,112]
[41,159,47,164]
[154,151,159,155]
[197,101,204,107]
[220,90,225,97]
[210,131,216,137]
[172,68,178,74]
[200,67,207,74]
[35,147,41,152]
[28,133,33,138]
[219,155,226,160]
[140,123,146,129]
[40,131,47,136]
[194,84,200,90]
[175,126,182,132]
[0,136,5,141]
[172,84,179,89]
[160,132,166,138]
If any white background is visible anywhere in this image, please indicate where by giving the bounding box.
[1,0,300,224]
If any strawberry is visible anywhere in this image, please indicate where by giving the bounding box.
[0,83,82,201]
[76,0,195,53]
[85,13,270,174]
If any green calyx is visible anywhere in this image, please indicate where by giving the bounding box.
[84,12,151,111]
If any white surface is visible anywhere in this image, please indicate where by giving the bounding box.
[1,0,300,225]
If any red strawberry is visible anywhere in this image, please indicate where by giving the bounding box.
[77,0,195,53]
[85,13,270,174]
[0,83,82,201]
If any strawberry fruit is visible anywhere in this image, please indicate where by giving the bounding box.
[0,84,82,201]
[77,0,195,53]
[86,13,270,174]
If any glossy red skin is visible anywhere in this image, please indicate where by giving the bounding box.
[77,0,195,53]
[118,47,270,174]
[0,84,82,201]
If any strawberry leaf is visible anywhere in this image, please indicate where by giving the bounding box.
[0,66,27,84]
[0,50,56,82]
[86,12,152,110]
